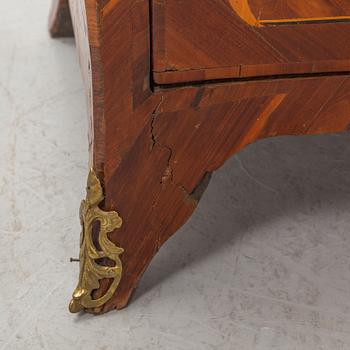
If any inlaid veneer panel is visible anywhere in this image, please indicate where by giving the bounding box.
[152,0,350,84]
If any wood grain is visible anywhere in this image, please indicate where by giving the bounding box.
[248,0,350,21]
[229,0,350,26]
[52,0,350,314]
[49,0,74,37]
[152,0,350,84]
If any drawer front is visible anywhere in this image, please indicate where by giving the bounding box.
[152,0,350,84]
[233,0,350,24]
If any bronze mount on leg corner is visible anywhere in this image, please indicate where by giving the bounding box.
[69,169,124,314]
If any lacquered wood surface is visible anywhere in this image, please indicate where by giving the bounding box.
[53,0,350,314]
[152,0,350,84]
[248,0,350,20]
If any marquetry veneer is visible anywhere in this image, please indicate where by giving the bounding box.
[50,0,350,314]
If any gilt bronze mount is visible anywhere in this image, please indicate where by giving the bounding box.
[69,169,123,313]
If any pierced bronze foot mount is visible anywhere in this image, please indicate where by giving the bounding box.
[52,0,350,314]
[69,169,123,314]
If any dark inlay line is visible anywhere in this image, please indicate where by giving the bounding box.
[154,71,350,90]
[261,17,350,26]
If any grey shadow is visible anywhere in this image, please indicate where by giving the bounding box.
[133,132,350,301]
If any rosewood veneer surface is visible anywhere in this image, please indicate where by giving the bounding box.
[50,0,350,314]
[153,0,350,83]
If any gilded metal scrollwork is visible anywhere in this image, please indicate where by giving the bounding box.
[69,169,123,313]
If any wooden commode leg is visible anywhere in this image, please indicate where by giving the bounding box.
[49,0,74,38]
[51,0,350,314]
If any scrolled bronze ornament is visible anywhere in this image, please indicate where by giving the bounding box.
[69,169,123,313]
